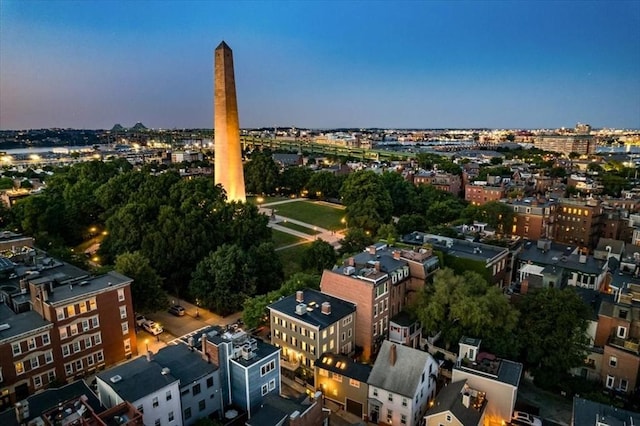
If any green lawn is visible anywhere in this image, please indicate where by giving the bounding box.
[278,243,309,278]
[277,220,321,235]
[272,229,306,248]
[269,201,346,230]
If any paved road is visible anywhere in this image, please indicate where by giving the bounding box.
[517,379,572,426]
[136,298,243,356]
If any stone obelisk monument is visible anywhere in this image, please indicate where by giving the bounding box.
[214,41,246,202]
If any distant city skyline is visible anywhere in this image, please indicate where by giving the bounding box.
[1,0,639,130]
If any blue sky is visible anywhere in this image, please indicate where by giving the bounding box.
[1,0,639,130]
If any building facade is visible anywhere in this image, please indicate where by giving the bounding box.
[0,241,137,411]
[268,289,356,375]
[367,341,438,426]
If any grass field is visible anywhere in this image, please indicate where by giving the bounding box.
[269,201,345,230]
[277,220,321,235]
[278,243,309,278]
[271,229,306,248]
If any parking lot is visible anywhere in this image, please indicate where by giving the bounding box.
[135,297,243,356]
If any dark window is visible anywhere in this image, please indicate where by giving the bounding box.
[193,383,201,395]
[184,408,192,419]
[207,377,214,388]
[199,399,206,411]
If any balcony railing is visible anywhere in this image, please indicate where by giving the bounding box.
[608,334,640,355]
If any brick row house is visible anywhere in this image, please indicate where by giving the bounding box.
[319,243,439,361]
[0,235,136,410]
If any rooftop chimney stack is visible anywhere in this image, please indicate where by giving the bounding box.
[296,290,304,303]
[390,344,397,366]
[321,302,331,315]
[201,333,208,362]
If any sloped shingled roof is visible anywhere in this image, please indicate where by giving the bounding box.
[368,340,434,398]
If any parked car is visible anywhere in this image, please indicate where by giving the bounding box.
[168,305,186,316]
[142,320,163,336]
[512,411,542,426]
[135,314,147,327]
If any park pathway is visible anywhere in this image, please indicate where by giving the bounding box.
[259,199,344,250]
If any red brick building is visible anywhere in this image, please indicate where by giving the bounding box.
[320,244,439,361]
[595,286,640,394]
[503,197,557,241]
[465,184,506,206]
[411,171,461,196]
[554,198,603,251]
[0,245,136,410]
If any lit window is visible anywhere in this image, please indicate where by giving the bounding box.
[124,338,131,353]
[15,362,24,375]
[89,298,97,310]
[59,327,68,339]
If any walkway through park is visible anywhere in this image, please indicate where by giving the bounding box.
[259,199,344,251]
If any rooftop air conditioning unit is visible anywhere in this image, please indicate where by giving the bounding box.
[109,375,122,383]
[295,303,307,315]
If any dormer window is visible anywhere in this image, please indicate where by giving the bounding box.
[617,326,628,339]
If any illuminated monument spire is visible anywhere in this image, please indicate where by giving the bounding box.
[214,41,246,202]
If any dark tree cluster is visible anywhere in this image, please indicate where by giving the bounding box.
[9,160,283,314]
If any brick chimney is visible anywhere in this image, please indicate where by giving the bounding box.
[201,333,209,363]
[321,302,331,315]
[296,290,304,303]
[367,245,376,255]
[374,261,381,272]
[393,250,401,260]
[390,344,397,366]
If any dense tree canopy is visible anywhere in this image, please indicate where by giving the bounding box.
[515,287,591,388]
[301,240,338,275]
[413,268,519,357]
[190,244,256,316]
[244,151,279,195]
[340,170,393,233]
[115,251,167,313]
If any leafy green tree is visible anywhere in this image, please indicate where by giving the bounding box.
[549,166,567,178]
[340,170,392,233]
[425,199,464,226]
[516,287,591,388]
[244,151,279,195]
[279,166,312,196]
[396,214,427,236]
[190,244,256,316]
[490,157,503,165]
[413,268,519,356]
[0,177,14,190]
[301,240,337,274]
[380,171,416,216]
[247,241,284,294]
[338,227,374,256]
[586,163,603,174]
[306,171,342,199]
[376,223,398,245]
[115,251,167,313]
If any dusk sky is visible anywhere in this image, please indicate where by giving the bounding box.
[1,1,639,130]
